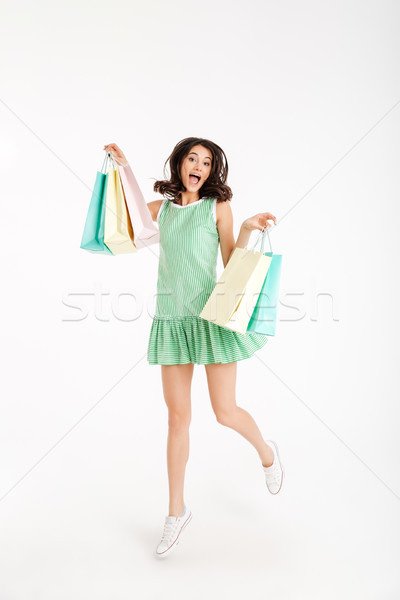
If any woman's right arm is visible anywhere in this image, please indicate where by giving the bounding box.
[103,143,163,221]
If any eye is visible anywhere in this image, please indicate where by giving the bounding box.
[189,157,195,161]
[205,162,210,166]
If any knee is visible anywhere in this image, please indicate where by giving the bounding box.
[168,412,191,433]
[214,409,235,428]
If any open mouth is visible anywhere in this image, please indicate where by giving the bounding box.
[189,174,201,185]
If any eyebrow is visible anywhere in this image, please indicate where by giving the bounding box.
[188,152,212,160]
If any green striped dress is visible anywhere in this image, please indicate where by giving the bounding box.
[146,197,269,365]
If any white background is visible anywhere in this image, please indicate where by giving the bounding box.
[1,0,399,598]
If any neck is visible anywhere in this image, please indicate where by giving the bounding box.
[179,190,200,205]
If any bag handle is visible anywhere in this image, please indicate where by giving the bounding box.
[100,151,111,174]
[250,226,273,253]
[108,152,118,171]
[100,150,120,174]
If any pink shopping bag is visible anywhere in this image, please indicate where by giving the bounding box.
[118,163,160,248]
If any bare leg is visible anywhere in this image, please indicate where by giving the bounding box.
[161,363,194,517]
[205,362,274,467]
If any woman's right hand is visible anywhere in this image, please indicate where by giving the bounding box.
[103,143,128,167]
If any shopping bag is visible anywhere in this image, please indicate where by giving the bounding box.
[118,163,160,249]
[104,156,138,255]
[247,227,282,336]
[80,152,113,255]
[199,230,272,334]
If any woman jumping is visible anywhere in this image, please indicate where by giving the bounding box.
[103,137,283,558]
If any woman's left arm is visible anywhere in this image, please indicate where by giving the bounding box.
[216,201,277,268]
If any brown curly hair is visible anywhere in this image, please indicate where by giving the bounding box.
[153,137,233,205]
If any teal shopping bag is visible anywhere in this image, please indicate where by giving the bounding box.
[247,227,282,336]
[80,152,113,255]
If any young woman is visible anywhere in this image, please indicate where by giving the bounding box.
[103,137,284,558]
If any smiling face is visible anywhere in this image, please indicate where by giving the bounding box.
[180,144,212,192]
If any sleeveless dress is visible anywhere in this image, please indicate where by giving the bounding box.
[146,197,269,365]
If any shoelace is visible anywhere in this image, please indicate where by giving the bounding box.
[161,520,178,543]
[264,462,281,484]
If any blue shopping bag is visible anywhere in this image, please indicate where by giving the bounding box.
[80,152,113,255]
[247,227,282,336]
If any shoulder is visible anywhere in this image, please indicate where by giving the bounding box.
[215,199,232,227]
[147,199,165,222]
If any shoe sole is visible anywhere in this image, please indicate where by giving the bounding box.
[154,511,193,558]
[265,439,284,495]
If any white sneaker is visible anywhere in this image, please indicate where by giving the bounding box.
[262,440,284,494]
[154,506,192,558]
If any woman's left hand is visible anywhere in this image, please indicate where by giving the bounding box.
[243,212,277,232]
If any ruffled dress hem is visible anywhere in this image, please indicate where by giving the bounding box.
[147,315,269,365]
